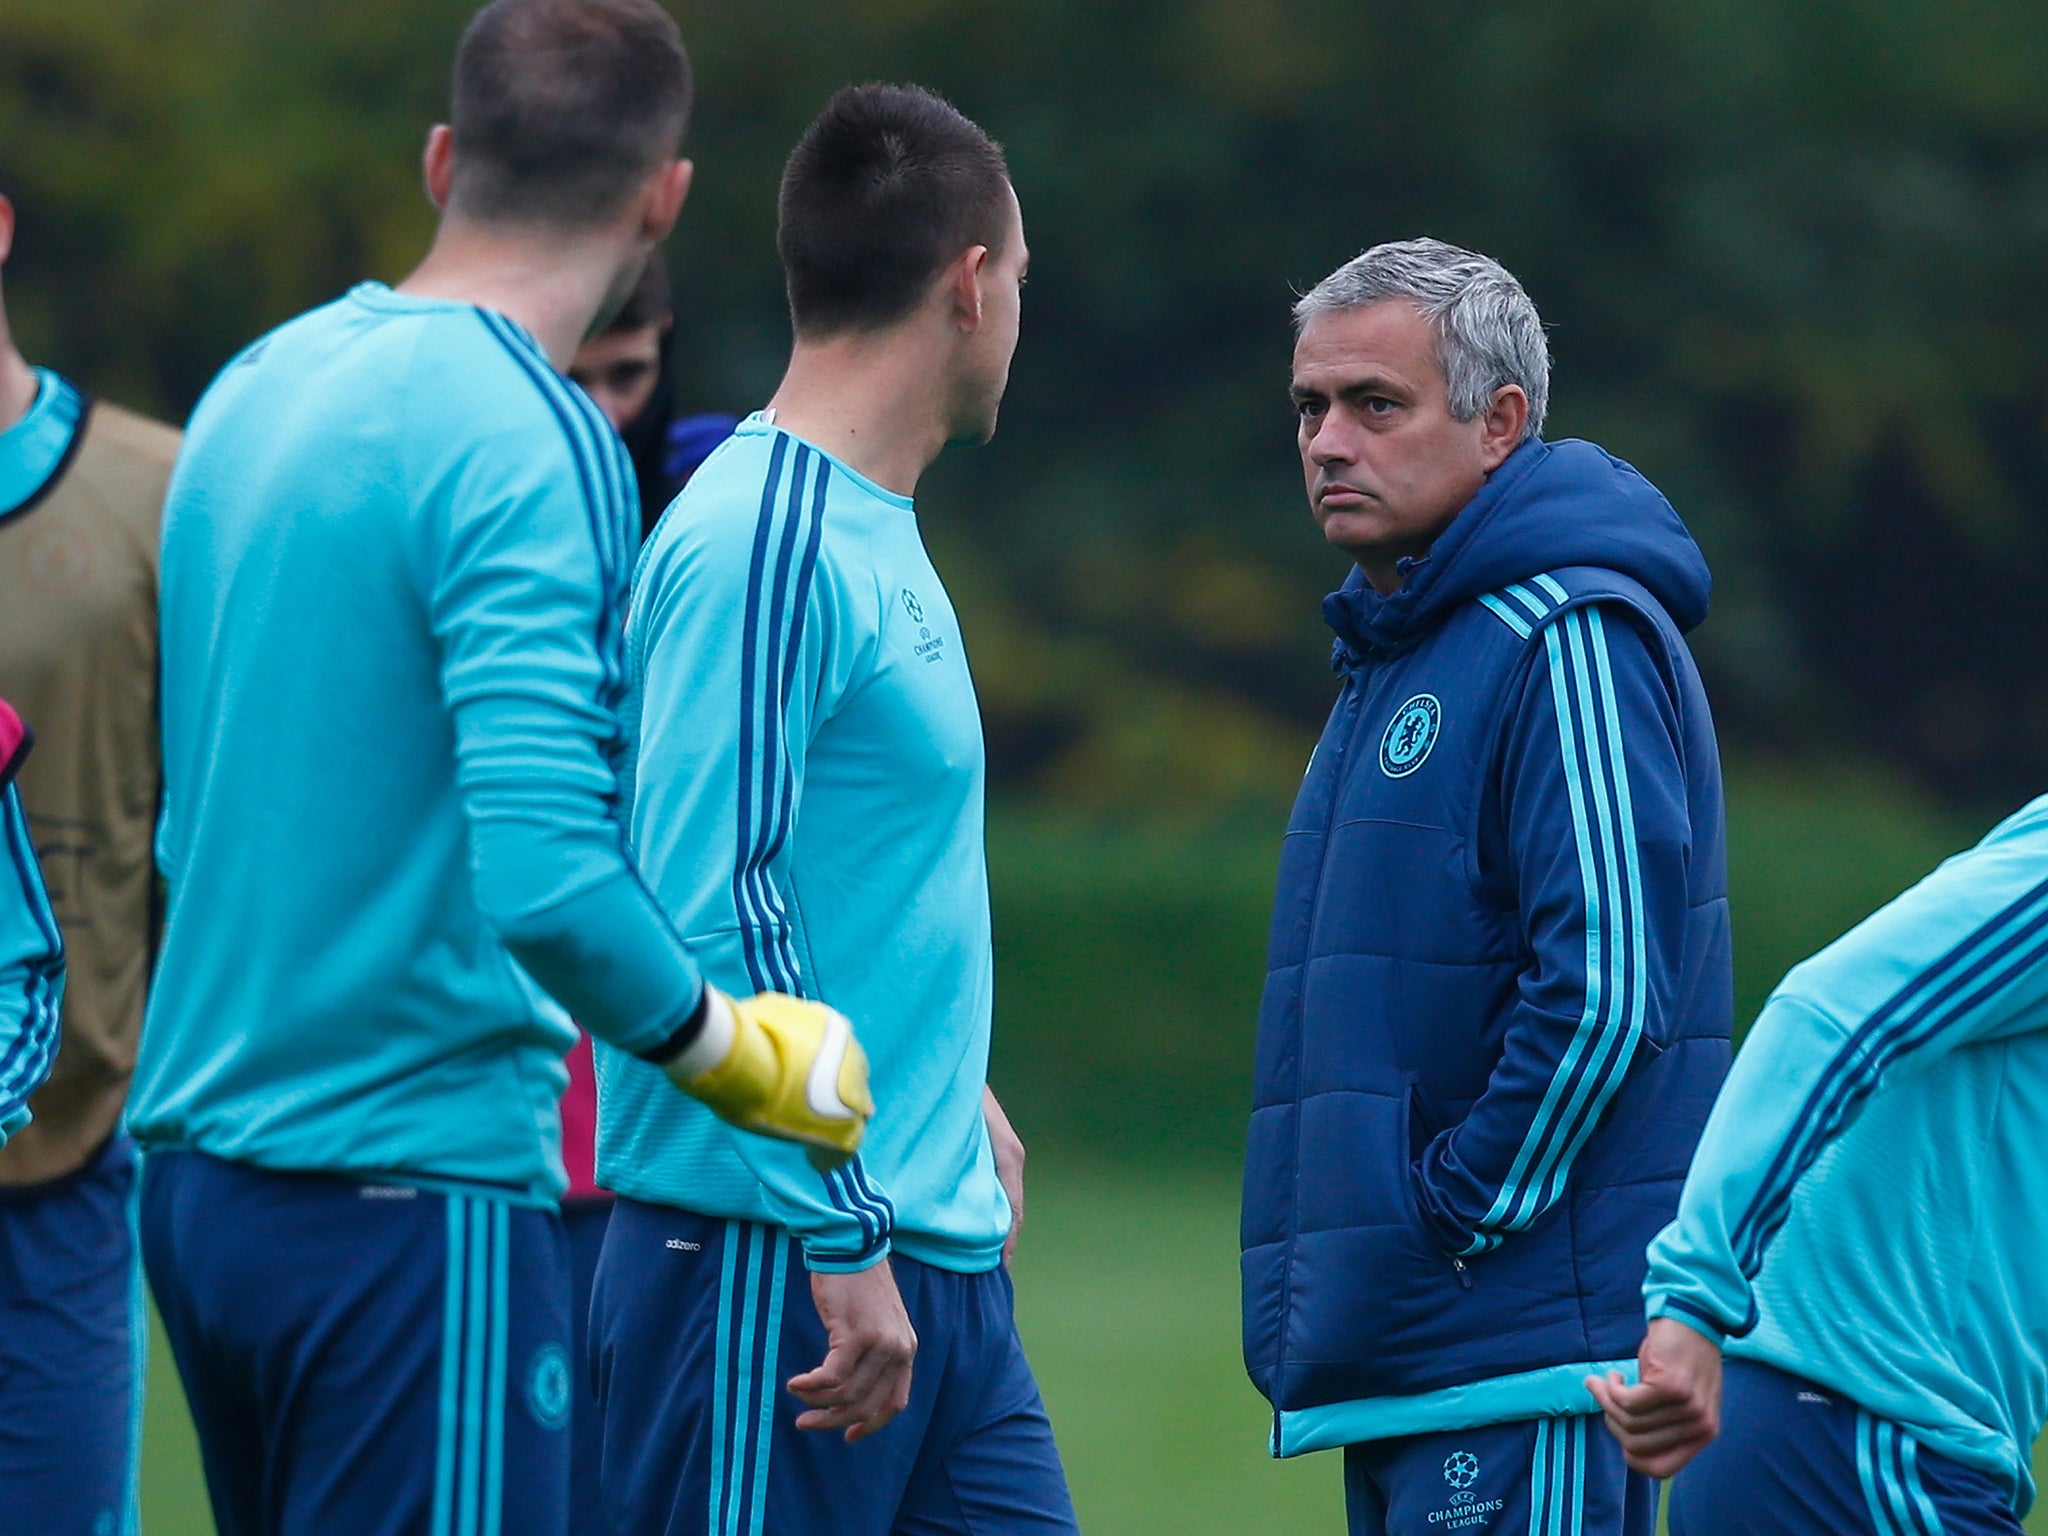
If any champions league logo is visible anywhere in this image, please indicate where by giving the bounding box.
[904,587,948,663]
[1427,1448,1504,1528]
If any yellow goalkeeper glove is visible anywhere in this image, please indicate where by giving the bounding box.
[664,988,872,1166]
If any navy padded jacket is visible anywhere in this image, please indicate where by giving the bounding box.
[1241,437,1733,1455]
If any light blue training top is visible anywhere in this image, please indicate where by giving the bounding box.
[129,284,705,1204]
[597,416,1009,1274]
[1645,793,2048,1515]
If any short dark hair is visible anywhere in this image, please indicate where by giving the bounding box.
[778,84,1010,337]
[600,251,673,335]
[449,0,692,227]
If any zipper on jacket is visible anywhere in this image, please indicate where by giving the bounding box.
[1450,1255,1473,1291]
[1293,664,1370,1081]
[1294,663,1376,1036]
[1277,661,1371,1369]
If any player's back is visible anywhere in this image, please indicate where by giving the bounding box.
[133,283,620,1200]
[1648,791,2048,1512]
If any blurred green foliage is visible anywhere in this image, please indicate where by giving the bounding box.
[8,0,2048,809]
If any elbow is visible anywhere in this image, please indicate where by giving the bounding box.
[465,811,620,964]
[486,904,600,1021]
[483,901,577,976]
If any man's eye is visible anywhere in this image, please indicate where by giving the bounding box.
[1364,397,1397,415]
[1295,399,1323,419]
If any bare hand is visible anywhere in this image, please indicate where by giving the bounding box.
[787,1261,917,1443]
[1587,1316,1723,1478]
[984,1087,1025,1265]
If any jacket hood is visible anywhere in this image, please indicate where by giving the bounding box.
[1323,437,1711,660]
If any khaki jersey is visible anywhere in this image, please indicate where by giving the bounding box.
[0,397,176,1182]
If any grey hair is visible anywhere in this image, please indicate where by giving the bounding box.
[1294,237,1549,441]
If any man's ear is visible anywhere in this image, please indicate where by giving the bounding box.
[641,159,693,243]
[1478,385,1529,472]
[422,125,456,212]
[947,244,991,333]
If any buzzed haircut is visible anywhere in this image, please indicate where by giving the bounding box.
[778,84,1010,337]
[449,0,692,228]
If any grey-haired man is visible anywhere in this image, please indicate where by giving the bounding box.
[1240,238,1733,1534]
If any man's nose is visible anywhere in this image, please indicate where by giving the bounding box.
[1305,409,1357,466]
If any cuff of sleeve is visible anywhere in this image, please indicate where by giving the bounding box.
[1647,1293,1735,1348]
[802,1235,892,1274]
[633,987,710,1066]
[1409,1161,1483,1257]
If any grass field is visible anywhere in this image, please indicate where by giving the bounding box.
[137,1169,2048,1533]
[137,766,2048,1530]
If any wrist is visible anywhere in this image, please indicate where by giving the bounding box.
[1647,1297,1730,1350]
[803,1235,891,1274]
[666,988,736,1081]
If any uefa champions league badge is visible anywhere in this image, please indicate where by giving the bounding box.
[904,587,948,664]
[1431,1448,1504,1527]
[1380,693,1442,778]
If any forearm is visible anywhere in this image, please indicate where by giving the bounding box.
[493,867,705,1058]
[1416,987,1653,1257]
[455,694,704,1058]
[1432,602,1687,1255]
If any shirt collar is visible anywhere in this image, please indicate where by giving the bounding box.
[0,368,87,519]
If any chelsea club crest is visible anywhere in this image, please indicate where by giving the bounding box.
[527,1343,572,1430]
[1380,694,1442,778]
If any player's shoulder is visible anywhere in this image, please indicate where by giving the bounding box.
[645,423,798,558]
[639,424,879,619]
[449,303,593,423]
[349,292,620,486]
[372,296,585,433]
[243,286,583,439]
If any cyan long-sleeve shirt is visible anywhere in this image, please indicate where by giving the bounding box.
[129,284,704,1202]
[1645,793,2048,1515]
[596,416,1008,1274]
